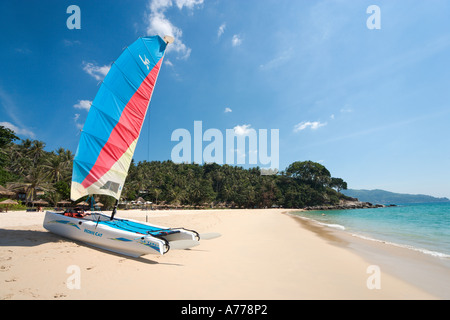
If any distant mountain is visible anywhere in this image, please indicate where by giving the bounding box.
[341,189,450,205]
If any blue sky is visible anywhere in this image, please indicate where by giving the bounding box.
[1,0,450,198]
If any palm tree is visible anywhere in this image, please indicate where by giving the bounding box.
[28,140,46,166]
[45,191,61,207]
[152,188,162,205]
[61,149,74,182]
[62,149,74,163]
[7,144,32,177]
[44,154,66,183]
[8,166,54,205]
[56,147,66,157]
[19,139,33,152]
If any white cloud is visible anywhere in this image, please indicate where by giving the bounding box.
[63,39,81,46]
[147,11,180,38]
[82,62,111,81]
[0,87,35,138]
[233,124,252,136]
[231,34,242,47]
[73,100,91,130]
[0,121,35,138]
[73,114,83,130]
[149,0,172,12]
[259,49,293,70]
[218,23,226,38]
[175,0,204,9]
[164,59,174,67]
[15,48,32,54]
[145,0,203,60]
[224,107,232,113]
[293,121,327,132]
[73,100,92,112]
[232,34,242,47]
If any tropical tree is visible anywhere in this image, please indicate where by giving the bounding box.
[28,140,46,166]
[330,177,348,193]
[0,126,19,185]
[8,166,54,205]
[286,161,331,189]
[0,125,18,151]
[44,153,67,183]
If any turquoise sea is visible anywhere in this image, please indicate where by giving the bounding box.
[292,202,450,259]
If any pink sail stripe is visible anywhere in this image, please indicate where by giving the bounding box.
[81,58,162,189]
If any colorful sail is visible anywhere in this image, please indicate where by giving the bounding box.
[71,36,168,201]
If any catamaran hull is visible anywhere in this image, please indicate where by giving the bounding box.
[43,211,198,258]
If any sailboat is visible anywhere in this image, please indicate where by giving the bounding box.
[44,35,215,257]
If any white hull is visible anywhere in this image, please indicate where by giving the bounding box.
[43,211,199,257]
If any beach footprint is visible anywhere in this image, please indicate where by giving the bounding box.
[0,265,11,272]
[1,293,14,300]
[0,252,13,263]
[19,288,39,299]
[4,277,17,283]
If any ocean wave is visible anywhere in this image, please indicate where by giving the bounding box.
[350,233,450,259]
[289,214,346,230]
[316,222,346,230]
[290,212,450,259]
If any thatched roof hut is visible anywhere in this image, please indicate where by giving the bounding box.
[0,199,18,212]
[0,185,14,197]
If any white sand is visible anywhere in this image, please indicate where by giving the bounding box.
[0,208,444,300]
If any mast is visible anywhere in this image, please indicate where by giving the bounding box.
[110,199,119,220]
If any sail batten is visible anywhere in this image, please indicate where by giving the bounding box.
[71,36,167,201]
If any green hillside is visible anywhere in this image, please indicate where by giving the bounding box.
[342,189,450,204]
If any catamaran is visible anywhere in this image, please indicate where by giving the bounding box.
[43,35,218,257]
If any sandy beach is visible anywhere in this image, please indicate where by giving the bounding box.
[0,208,448,300]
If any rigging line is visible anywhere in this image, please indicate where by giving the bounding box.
[147,107,151,161]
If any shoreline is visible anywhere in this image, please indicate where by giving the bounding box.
[286,212,450,299]
[290,211,450,259]
[0,208,447,299]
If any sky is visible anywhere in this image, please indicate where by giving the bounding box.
[1,0,450,198]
